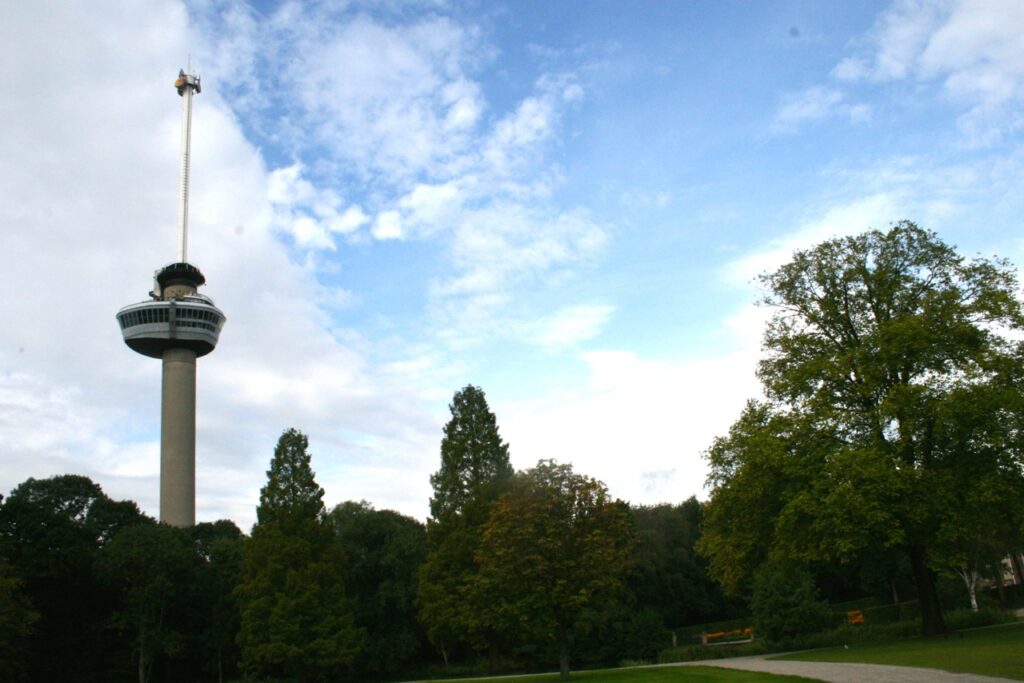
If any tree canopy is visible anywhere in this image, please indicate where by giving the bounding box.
[472,460,634,680]
[700,222,1024,635]
[329,501,428,678]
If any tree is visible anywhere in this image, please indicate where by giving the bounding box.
[701,223,1024,635]
[191,521,245,682]
[629,499,740,630]
[472,460,634,680]
[97,524,199,683]
[257,428,326,528]
[0,560,37,682]
[429,385,513,529]
[418,385,513,667]
[236,429,363,682]
[0,475,149,682]
[750,562,832,642]
[330,501,428,678]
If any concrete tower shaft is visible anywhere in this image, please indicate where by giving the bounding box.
[161,348,197,527]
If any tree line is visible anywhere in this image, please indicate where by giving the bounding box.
[0,410,735,682]
[1,222,1022,681]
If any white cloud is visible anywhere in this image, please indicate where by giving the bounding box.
[251,11,488,182]
[498,343,763,505]
[530,304,615,349]
[436,206,606,300]
[371,210,405,240]
[834,0,1024,144]
[773,87,872,133]
[267,163,368,248]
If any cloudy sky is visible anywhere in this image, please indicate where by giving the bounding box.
[2,0,1023,529]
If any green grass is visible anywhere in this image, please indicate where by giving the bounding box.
[422,666,815,682]
[772,621,1024,680]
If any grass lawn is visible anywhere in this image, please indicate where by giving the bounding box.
[423,666,815,682]
[772,621,1024,680]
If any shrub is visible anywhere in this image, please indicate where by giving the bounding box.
[750,563,833,643]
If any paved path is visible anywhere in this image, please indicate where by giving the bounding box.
[662,655,1016,682]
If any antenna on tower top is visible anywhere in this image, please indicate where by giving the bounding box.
[174,69,201,263]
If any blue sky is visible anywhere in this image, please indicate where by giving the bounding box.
[2,0,1023,528]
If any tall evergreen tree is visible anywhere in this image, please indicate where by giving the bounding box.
[429,385,513,529]
[236,429,363,682]
[419,385,513,668]
[257,429,327,528]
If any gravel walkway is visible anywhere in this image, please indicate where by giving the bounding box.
[663,655,1016,682]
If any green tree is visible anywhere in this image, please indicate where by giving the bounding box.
[700,223,1024,635]
[191,521,245,682]
[0,560,37,682]
[629,499,739,629]
[472,460,634,680]
[928,385,1024,610]
[0,475,149,682]
[236,429,363,682]
[429,385,513,528]
[97,524,199,683]
[418,385,513,667]
[330,501,428,678]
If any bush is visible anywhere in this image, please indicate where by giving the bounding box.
[750,563,833,643]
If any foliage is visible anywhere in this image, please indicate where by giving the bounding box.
[237,429,363,682]
[191,520,245,682]
[631,499,741,629]
[419,385,513,663]
[581,604,668,666]
[472,460,635,679]
[749,563,832,643]
[257,428,326,529]
[97,524,200,683]
[0,475,150,682]
[0,560,37,682]
[330,500,428,678]
[700,222,1024,636]
[429,385,513,529]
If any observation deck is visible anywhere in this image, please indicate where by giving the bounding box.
[117,262,225,358]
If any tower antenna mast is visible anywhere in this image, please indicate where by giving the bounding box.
[175,70,201,263]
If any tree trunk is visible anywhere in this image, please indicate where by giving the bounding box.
[559,644,570,680]
[956,567,979,612]
[889,577,900,605]
[1010,552,1024,586]
[908,545,947,635]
